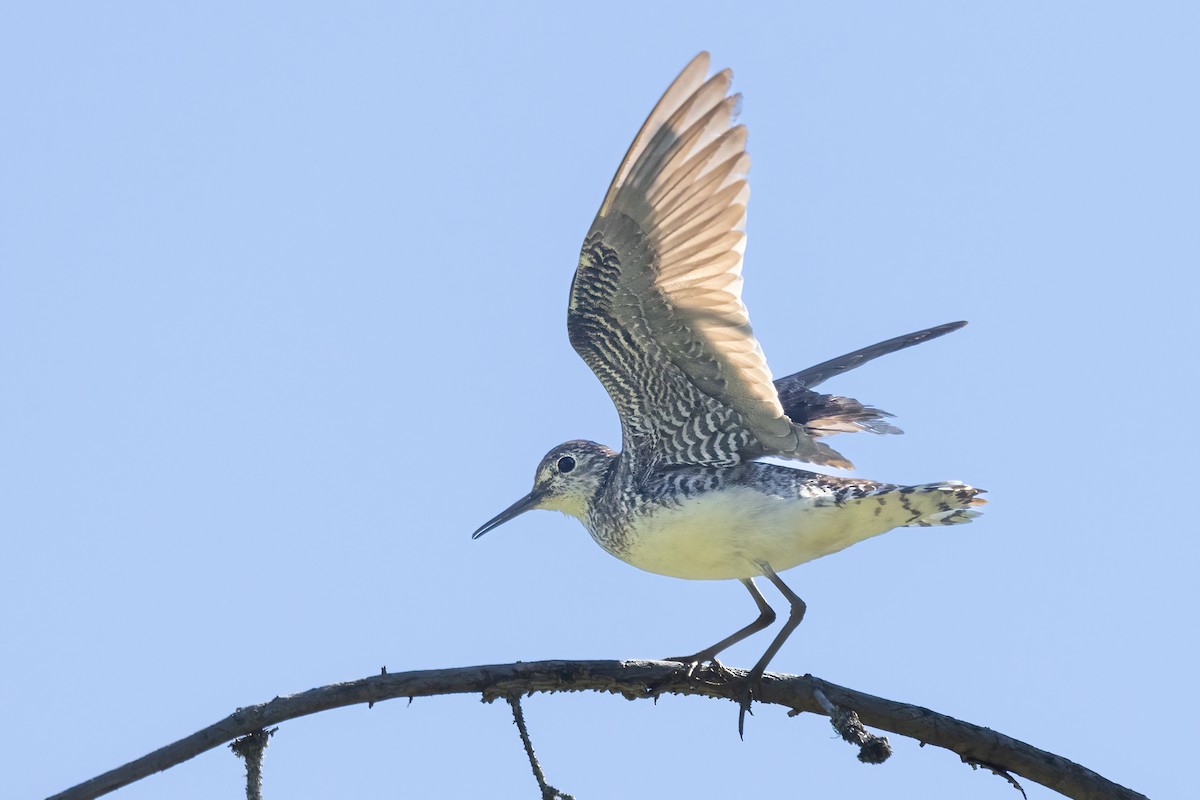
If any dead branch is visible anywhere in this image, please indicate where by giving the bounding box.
[507,695,575,800]
[47,659,1144,800]
[228,728,275,800]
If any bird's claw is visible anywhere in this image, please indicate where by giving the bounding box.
[663,654,731,681]
[736,683,756,739]
[663,655,762,736]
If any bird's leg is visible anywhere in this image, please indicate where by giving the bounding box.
[665,578,776,678]
[738,563,807,737]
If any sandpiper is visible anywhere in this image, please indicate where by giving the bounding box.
[473,52,984,733]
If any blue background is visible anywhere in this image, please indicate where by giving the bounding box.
[3,3,1196,798]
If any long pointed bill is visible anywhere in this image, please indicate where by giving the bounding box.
[471,492,541,539]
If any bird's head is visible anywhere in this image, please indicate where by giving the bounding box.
[471,440,618,538]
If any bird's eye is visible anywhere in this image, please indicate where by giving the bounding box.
[557,456,576,474]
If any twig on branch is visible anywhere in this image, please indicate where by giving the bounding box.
[46,659,1146,800]
[810,686,891,764]
[228,729,275,800]
[506,695,576,800]
[962,755,1029,799]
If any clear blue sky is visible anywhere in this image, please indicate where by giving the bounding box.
[3,3,1196,798]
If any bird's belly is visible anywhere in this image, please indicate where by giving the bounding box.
[612,487,896,580]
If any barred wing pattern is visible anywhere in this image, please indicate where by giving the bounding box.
[568,53,852,470]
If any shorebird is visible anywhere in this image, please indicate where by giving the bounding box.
[472,52,984,733]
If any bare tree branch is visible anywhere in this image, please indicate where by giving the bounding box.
[507,695,576,800]
[228,729,274,800]
[46,659,1145,800]
[811,686,892,764]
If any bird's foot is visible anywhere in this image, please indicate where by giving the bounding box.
[736,683,755,739]
[664,654,763,736]
[663,652,732,681]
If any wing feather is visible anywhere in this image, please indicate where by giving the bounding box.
[569,53,850,468]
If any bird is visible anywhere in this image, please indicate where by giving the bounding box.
[472,52,984,734]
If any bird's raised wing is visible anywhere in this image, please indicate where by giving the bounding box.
[567,53,851,469]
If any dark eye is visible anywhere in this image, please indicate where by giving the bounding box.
[557,456,576,474]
